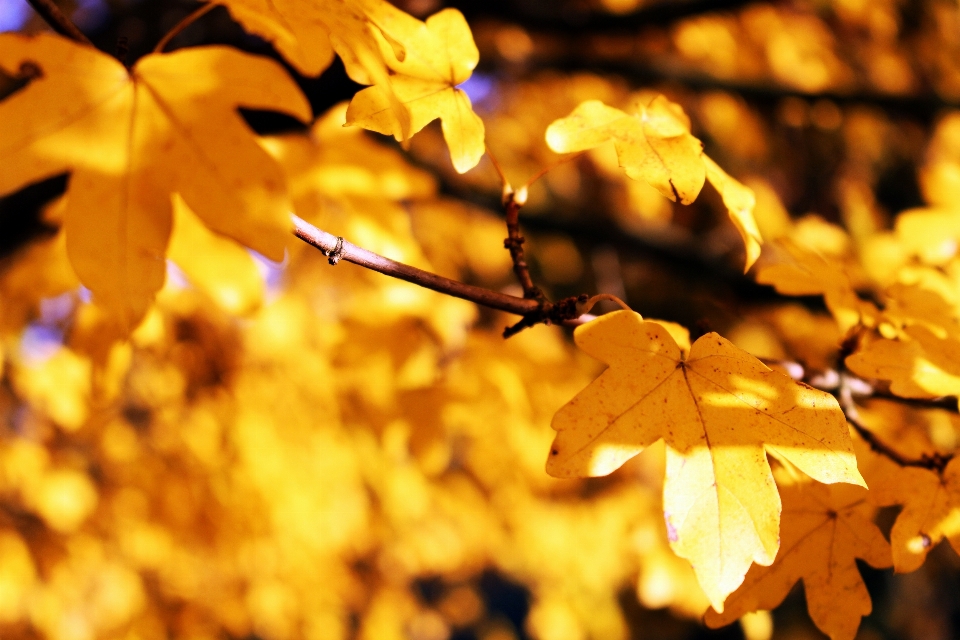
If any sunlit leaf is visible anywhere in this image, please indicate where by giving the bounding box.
[547,310,864,608]
[0,34,310,329]
[545,96,705,204]
[346,9,485,173]
[704,155,762,272]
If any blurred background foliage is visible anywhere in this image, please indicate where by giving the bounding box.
[2,0,960,639]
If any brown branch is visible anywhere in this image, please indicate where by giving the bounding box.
[292,215,592,336]
[25,0,93,46]
[759,355,955,472]
[502,187,543,301]
[293,215,539,316]
[838,381,951,473]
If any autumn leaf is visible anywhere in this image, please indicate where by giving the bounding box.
[895,207,960,266]
[547,310,864,609]
[704,472,891,640]
[167,196,264,316]
[346,9,485,173]
[846,326,960,399]
[704,156,762,272]
[545,97,762,270]
[213,0,417,134]
[870,459,960,573]
[0,34,309,329]
[756,241,876,333]
[545,97,706,204]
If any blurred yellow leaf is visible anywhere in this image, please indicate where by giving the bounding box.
[547,310,863,609]
[545,96,705,204]
[705,473,890,640]
[756,242,876,333]
[704,156,762,272]
[346,9,485,173]
[846,326,960,399]
[168,196,264,316]
[0,34,309,329]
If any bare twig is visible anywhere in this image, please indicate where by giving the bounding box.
[293,216,593,336]
[154,3,216,54]
[838,379,951,473]
[502,187,543,301]
[25,0,93,46]
[293,215,540,316]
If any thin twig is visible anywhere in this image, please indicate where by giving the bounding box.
[502,188,543,301]
[25,0,93,46]
[522,152,585,190]
[292,215,539,316]
[838,381,951,473]
[154,3,216,53]
[292,216,592,337]
[485,144,510,190]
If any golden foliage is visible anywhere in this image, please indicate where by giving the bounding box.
[547,310,862,608]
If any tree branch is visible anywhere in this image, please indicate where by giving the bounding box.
[25,0,93,46]
[838,380,951,473]
[531,58,960,118]
[762,355,955,472]
[502,188,543,301]
[292,215,540,316]
[292,215,594,336]
[461,0,757,36]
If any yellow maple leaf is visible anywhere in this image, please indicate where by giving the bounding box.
[846,326,960,399]
[704,156,762,272]
[547,310,864,609]
[704,473,891,640]
[852,433,960,573]
[0,34,309,330]
[545,97,762,270]
[545,97,706,204]
[213,0,417,136]
[346,9,485,174]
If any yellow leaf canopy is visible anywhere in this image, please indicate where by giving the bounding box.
[547,311,864,609]
[0,34,310,329]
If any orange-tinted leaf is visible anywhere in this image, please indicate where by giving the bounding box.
[548,310,864,609]
[854,434,960,573]
[705,474,890,640]
[0,34,309,329]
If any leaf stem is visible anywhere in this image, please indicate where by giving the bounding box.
[521,152,584,190]
[154,3,216,53]
[579,293,631,314]
[25,0,93,46]
[484,144,510,190]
